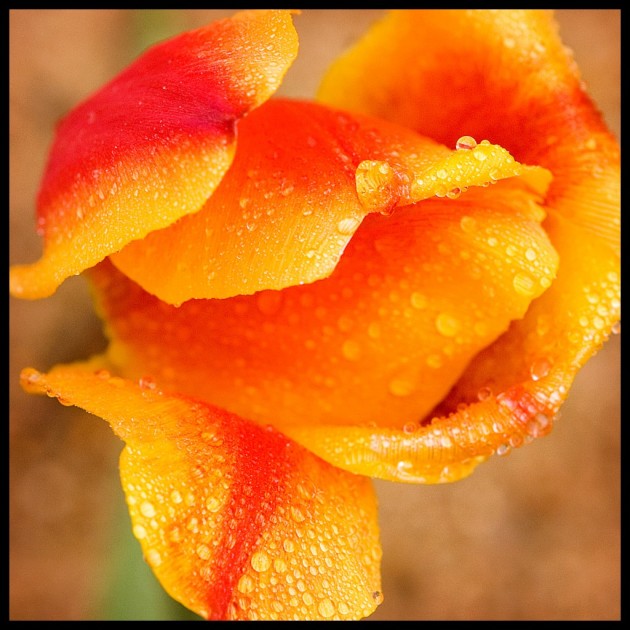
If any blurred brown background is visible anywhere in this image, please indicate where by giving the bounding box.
[9,10,620,621]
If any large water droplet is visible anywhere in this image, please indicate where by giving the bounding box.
[133,524,147,540]
[250,551,271,572]
[238,573,255,594]
[140,501,156,518]
[317,598,335,618]
[456,136,477,151]
[435,312,461,337]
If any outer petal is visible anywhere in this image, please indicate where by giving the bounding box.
[10,9,298,300]
[312,9,619,481]
[20,366,382,621]
[110,98,545,304]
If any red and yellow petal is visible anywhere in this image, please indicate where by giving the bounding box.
[84,155,556,437]
[110,97,545,304]
[20,365,382,621]
[10,9,298,301]
[317,10,619,254]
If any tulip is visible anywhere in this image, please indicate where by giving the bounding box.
[10,9,619,620]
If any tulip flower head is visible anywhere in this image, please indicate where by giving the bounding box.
[11,9,620,621]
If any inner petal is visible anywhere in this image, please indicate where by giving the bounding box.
[110,98,547,305]
[88,175,558,431]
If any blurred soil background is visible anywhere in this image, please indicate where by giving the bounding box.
[9,10,620,621]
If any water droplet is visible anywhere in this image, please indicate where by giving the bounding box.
[356,159,403,214]
[446,187,462,199]
[530,357,552,381]
[146,548,162,567]
[133,524,147,539]
[396,460,413,475]
[389,378,415,397]
[251,551,271,572]
[140,501,156,518]
[459,215,477,233]
[496,444,511,456]
[593,316,605,330]
[612,321,621,334]
[402,421,417,434]
[274,558,288,573]
[372,591,384,604]
[526,413,551,437]
[456,135,477,150]
[513,272,536,296]
[280,183,294,196]
[477,386,492,401]
[20,368,44,393]
[283,539,295,553]
[206,496,222,513]
[525,248,537,261]
[367,322,381,339]
[426,354,443,369]
[435,312,461,337]
[290,506,306,522]
[410,292,427,309]
[196,544,211,560]
[318,598,335,618]
[170,490,182,504]
[238,573,255,594]
[337,216,360,235]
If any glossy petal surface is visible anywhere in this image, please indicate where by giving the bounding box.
[10,9,298,300]
[20,365,382,620]
[83,160,557,483]
[111,98,543,304]
[311,8,619,480]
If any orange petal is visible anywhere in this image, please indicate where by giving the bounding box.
[84,163,557,439]
[20,365,382,621]
[10,9,298,300]
[318,10,620,250]
[310,8,619,481]
[109,98,548,304]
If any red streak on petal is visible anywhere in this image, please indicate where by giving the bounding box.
[204,419,292,619]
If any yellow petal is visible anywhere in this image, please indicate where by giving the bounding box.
[10,10,298,300]
[20,365,382,620]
